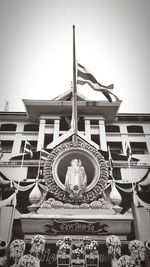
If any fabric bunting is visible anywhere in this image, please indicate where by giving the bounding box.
[116,184,133,193]
[13,182,36,191]
[0,193,16,208]
[136,192,150,209]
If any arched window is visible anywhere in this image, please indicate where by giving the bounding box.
[127,125,143,133]
[0,123,17,131]
[105,125,120,133]
[23,124,39,131]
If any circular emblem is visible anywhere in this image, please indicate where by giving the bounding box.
[44,141,108,204]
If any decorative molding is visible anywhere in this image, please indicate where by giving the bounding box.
[44,141,108,204]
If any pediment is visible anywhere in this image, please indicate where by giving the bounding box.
[53,89,88,101]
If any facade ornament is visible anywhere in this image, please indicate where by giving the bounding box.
[106,235,121,259]
[128,240,145,266]
[29,181,42,205]
[9,239,25,267]
[109,180,122,206]
[44,141,108,204]
[65,159,87,201]
[17,254,36,267]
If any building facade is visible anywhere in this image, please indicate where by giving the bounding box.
[0,90,150,266]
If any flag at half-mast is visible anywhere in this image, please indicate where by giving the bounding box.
[24,141,33,157]
[125,142,132,161]
[108,146,113,177]
[0,141,3,160]
[77,63,118,103]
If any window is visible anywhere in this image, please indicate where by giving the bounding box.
[107,142,123,154]
[91,135,100,146]
[27,167,43,179]
[78,117,85,131]
[44,134,53,148]
[46,119,54,124]
[20,141,37,153]
[113,168,121,180]
[0,124,17,131]
[130,142,148,154]
[27,167,38,179]
[127,125,143,133]
[24,124,39,131]
[1,141,13,153]
[105,125,120,133]
[60,117,70,130]
[90,120,99,125]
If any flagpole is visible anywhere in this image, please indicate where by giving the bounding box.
[21,141,26,168]
[72,25,78,142]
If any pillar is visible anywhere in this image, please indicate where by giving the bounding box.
[12,123,24,156]
[37,119,45,150]
[84,119,91,140]
[53,119,60,141]
[99,119,107,151]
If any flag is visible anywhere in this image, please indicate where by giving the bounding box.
[24,141,33,157]
[41,148,49,160]
[0,141,3,160]
[77,63,118,103]
[77,63,114,89]
[108,146,113,177]
[125,142,132,161]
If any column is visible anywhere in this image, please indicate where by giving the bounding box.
[37,119,45,150]
[99,119,107,151]
[84,119,91,140]
[12,123,24,156]
[53,119,60,141]
[143,125,150,154]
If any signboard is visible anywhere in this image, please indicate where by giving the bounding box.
[43,219,109,235]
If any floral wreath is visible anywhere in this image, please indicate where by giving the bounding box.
[128,239,145,264]
[30,234,46,258]
[106,235,121,257]
[17,254,36,267]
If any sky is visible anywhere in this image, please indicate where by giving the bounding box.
[0,0,150,113]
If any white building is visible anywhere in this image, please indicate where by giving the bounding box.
[0,89,150,267]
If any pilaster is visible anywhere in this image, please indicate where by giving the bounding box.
[53,119,60,141]
[37,119,45,150]
[99,119,107,151]
[84,119,91,140]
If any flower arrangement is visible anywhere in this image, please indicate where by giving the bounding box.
[83,236,91,245]
[59,243,70,251]
[73,247,84,258]
[117,255,134,267]
[63,236,72,245]
[106,235,121,257]
[10,239,25,261]
[30,235,46,258]
[17,254,36,267]
[128,240,145,265]
[56,238,70,254]
[56,240,63,248]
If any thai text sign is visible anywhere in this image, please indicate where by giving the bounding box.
[43,219,109,235]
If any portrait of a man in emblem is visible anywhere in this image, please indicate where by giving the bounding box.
[65,159,87,198]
